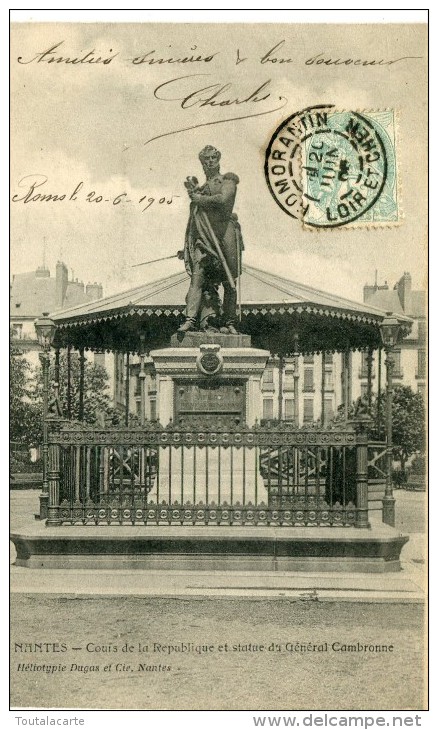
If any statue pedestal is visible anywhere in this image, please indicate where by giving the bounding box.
[149,334,270,505]
[170,331,252,349]
[151,334,269,427]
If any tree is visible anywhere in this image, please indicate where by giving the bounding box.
[369,385,425,469]
[27,352,112,446]
[10,339,37,448]
[389,386,425,468]
[53,352,111,423]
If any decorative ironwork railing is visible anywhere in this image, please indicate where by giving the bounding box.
[45,420,378,528]
[367,442,388,484]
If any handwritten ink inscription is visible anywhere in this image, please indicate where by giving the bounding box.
[11,176,179,213]
[16,39,422,69]
[17,41,119,66]
[14,39,423,149]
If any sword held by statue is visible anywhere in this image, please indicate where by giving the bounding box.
[185,176,236,292]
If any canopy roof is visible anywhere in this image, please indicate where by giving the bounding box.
[50,265,411,355]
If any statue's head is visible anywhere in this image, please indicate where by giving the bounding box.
[199,145,221,176]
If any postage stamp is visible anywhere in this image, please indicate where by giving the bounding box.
[265,108,400,229]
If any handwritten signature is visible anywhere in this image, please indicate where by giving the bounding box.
[139,74,287,147]
[11,176,179,213]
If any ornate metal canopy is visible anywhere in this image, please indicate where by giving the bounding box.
[49,265,412,355]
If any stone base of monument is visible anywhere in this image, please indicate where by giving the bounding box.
[170,332,252,348]
[150,335,270,428]
[11,524,409,572]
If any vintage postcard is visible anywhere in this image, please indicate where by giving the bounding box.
[10,14,428,714]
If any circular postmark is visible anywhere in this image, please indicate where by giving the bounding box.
[265,104,334,220]
[265,106,388,228]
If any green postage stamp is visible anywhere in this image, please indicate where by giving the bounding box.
[266,107,400,230]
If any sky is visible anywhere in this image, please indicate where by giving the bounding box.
[10,21,428,304]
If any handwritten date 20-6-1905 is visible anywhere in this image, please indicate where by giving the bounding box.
[12,175,179,213]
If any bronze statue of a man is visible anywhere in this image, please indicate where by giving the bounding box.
[178,145,244,335]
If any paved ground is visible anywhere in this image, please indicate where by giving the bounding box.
[10,489,427,710]
[393,488,427,534]
[10,490,426,602]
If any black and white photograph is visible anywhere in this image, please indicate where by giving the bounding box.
[9,10,428,716]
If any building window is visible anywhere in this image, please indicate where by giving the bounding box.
[324,398,334,422]
[359,351,375,378]
[118,354,124,382]
[284,369,294,391]
[263,366,274,383]
[150,399,157,421]
[303,368,314,392]
[325,353,333,364]
[263,398,274,420]
[418,321,426,344]
[360,383,368,400]
[359,351,367,377]
[11,323,22,339]
[303,398,314,423]
[303,354,314,364]
[284,398,294,421]
[417,350,426,379]
[94,353,105,369]
[262,366,275,392]
[324,368,334,390]
[392,350,403,378]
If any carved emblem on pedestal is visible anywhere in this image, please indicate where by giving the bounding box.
[196,344,223,376]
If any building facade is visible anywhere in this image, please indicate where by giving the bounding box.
[10,261,108,375]
[360,272,426,401]
[113,354,158,420]
[260,351,344,425]
[257,272,426,425]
